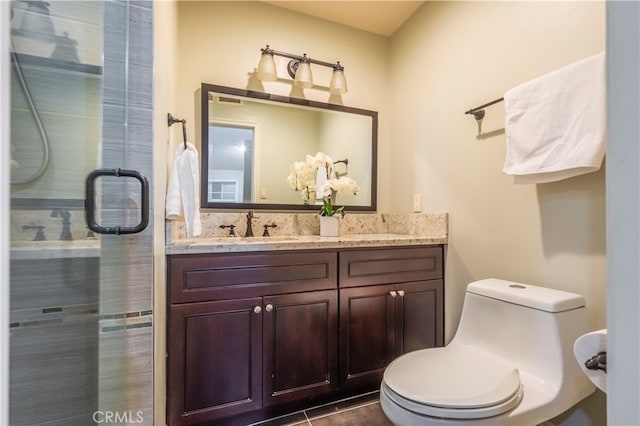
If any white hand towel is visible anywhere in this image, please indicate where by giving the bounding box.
[166,142,202,237]
[503,52,606,184]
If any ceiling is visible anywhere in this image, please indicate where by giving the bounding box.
[263,1,425,37]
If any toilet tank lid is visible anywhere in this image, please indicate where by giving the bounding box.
[467,279,585,312]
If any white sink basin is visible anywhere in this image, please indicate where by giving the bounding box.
[240,236,299,242]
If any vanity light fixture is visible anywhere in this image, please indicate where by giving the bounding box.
[257,45,348,94]
[257,46,277,82]
[293,54,313,88]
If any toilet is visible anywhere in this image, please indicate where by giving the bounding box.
[380,278,595,425]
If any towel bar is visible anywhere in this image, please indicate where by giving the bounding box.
[168,113,187,149]
[465,97,504,120]
[465,97,504,135]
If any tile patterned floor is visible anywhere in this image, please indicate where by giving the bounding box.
[250,393,559,426]
[251,392,393,426]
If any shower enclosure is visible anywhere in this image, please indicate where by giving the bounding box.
[7,1,153,424]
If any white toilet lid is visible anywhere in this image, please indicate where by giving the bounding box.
[383,345,523,419]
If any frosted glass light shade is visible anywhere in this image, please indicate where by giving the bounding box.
[257,53,277,82]
[294,61,313,88]
[329,69,348,95]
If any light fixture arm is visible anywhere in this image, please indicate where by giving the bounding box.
[260,45,344,78]
[259,45,348,95]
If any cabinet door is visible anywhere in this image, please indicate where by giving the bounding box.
[396,280,444,356]
[168,298,263,425]
[339,284,396,392]
[263,290,338,406]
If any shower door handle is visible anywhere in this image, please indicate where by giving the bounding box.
[85,168,149,235]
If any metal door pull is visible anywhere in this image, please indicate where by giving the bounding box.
[85,168,149,235]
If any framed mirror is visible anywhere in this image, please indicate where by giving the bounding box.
[200,83,377,211]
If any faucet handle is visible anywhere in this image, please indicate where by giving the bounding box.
[22,224,46,241]
[219,224,236,237]
[262,223,277,237]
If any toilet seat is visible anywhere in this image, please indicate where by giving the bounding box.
[382,346,524,419]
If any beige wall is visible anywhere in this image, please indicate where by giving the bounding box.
[389,2,606,422]
[157,1,607,423]
[153,1,179,425]
[175,1,391,210]
[390,0,606,341]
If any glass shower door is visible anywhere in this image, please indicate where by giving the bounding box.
[8,1,153,424]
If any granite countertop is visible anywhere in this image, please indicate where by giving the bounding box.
[166,233,447,254]
[166,212,449,254]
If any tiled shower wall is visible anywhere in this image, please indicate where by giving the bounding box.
[10,0,102,201]
[9,1,154,425]
[98,2,154,423]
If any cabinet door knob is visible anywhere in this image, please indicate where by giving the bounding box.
[398,290,405,297]
[265,304,274,312]
[253,306,262,314]
[389,291,397,298]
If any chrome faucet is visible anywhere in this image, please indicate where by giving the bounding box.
[50,209,72,240]
[245,210,257,237]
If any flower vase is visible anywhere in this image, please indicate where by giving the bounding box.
[320,216,339,237]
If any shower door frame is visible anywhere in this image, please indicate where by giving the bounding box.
[1,0,11,423]
[0,1,154,424]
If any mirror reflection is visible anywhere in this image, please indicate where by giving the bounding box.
[201,84,377,211]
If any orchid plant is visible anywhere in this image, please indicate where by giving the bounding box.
[318,176,360,217]
[287,152,359,217]
[286,152,332,202]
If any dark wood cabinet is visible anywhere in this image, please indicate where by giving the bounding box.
[167,250,336,304]
[338,247,444,393]
[167,245,444,425]
[339,284,396,392]
[168,298,263,425]
[167,250,338,426]
[396,280,444,355]
[263,290,338,407]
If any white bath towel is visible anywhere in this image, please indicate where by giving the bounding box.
[166,142,202,237]
[503,52,606,184]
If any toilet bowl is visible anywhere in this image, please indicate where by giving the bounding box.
[380,278,595,425]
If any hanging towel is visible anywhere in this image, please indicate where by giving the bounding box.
[166,142,202,237]
[502,52,606,184]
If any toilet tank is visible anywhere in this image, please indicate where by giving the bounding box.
[452,278,590,385]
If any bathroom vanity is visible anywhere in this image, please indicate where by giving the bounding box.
[166,235,445,426]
